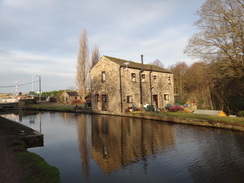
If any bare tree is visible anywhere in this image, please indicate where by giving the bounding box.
[91,44,100,68]
[185,0,244,113]
[184,62,213,109]
[76,29,90,99]
[149,59,164,68]
[185,0,244,79]
[170,62,188,95]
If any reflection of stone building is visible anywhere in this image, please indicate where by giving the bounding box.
[90,55,174,114]
[90,115,175,175]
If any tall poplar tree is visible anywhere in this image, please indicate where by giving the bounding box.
[91,44,100,68]
[76,29,89,99]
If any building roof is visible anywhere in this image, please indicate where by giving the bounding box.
[103,55,171,73]
[66,91,79,97]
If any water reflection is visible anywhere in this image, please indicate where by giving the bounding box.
[0,110,39,122]
[2,112,244,182]
[1,111,44,148]
[76,115,175,177]
[185,127,244,183]
[1,111,42,132]
[77,115,92,179]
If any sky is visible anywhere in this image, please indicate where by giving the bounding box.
[0,0,205,94]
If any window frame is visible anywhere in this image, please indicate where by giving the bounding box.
[168,76,171,84]
[131,73,136,82]
[95,94,100,102]
[164,94,169,100]
[101,71,106,82]
[141,74,146,82]
[153,75,157,83]
[126,95,133,103]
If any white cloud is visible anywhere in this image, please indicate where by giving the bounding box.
[0,0,206,93]
[0,50,75,77]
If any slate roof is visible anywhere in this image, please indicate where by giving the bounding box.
[66,91,79,97]
[103,55,171,73]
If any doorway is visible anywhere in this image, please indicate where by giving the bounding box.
[153,95,158,108]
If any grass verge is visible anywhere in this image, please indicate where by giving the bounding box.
[16,151,60,183]
[142,111,244,125]
[26,104,244,129]
[27,103,244,127]
[28,104,74,111]
[0,116,61,183]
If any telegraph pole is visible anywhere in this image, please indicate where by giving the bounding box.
[15,78,18,97]
[39,75,41,101]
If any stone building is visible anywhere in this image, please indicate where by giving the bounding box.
[90,55,174,114]
[60,91,81,104]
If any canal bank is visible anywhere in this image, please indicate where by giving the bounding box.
[124,112,244,132]
[25,103,244,132]
[0,116,60,183]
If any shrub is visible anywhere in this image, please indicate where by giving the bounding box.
[174,101,185,105]
[165,103,172,110]
[72,99,81,105]
[236,111,244,117]
[169,106,184,112]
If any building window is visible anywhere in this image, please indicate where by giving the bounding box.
[131,73,136,82]
[127,96,133,103]
[95,94,99,102]
[141,74,145,82]
[102,71,106,82]
[168,77,171,84]
[164,94,169,100]
[153,75,157,83]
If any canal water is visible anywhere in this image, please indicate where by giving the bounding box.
[2,112,244,183]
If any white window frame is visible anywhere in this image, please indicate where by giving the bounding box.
[102,71,106,82]
[164,94,169,100]
[131,73,136,82]
[127,96,133,103]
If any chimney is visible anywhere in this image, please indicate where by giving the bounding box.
[141,54,144,64]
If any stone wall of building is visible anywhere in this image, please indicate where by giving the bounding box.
[90,56,175,114]
[120,68,174,111]
[90,57,121,113]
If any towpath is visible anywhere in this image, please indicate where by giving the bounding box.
[0,127,23,183]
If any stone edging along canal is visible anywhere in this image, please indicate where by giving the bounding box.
[0,115,44,147]
[123,113,244,132]
[23,107,244,132]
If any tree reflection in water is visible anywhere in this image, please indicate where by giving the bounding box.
[77,114,92,179]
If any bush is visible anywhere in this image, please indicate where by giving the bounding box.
[72,99,81,105]
[236,111,244,117]
[165,103,172,110]
[169,106,184,112]
[174,101,185,105]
